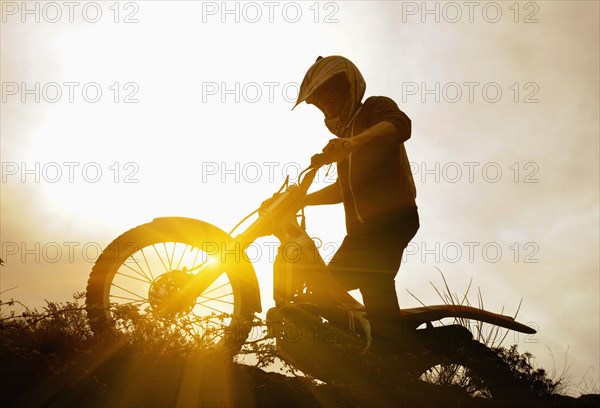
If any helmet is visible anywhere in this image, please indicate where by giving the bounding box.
[293,55,366,136]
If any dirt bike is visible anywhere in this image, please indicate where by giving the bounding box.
[85,151,537,401]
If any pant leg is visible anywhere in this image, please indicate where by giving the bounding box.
[362,210,420,353]
[327,233,372,292]
[328,210,420,353]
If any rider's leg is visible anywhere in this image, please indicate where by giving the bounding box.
[327,209,419,354]
[357,211,420,355]
[327,235,362,292]
[359,269,408,355]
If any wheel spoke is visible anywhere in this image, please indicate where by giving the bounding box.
[169,242,176,269]
[199,291,234,300]
[163,242,174,270]
[152,244,170,274]
[175,244,188,270]
[196,302,229,315]
[111,282,147,301]
[109,295,147,303]
[116,269,152,284]
[197,293,234,306]
[126,252,154,282]
[200,281,231,296]
[191,247,200,271]
[140,247,156,281]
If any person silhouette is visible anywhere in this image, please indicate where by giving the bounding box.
[294,55,420,356]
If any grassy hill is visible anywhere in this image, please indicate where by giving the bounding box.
[1,293,598,407]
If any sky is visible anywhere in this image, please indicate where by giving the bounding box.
[1,0,599,396]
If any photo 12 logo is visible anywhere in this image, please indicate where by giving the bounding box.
[1,162,140,184]
[400,1,540,24]
[1,1,140,24]
[1,82,140,104]
[200,1,340,24]
[401,82,540,104]
[402,241,540,264]
[410,161,540,184]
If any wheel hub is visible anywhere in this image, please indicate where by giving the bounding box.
[148,269,195,319]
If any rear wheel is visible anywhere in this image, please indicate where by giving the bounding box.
[85,219,255,352]
[271,315,529,402]
[413,325,528,402]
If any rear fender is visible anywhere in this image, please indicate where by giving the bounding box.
[400,304,536,334]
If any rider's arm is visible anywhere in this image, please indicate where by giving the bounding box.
[348,121,400,152]
[324,121,398,161]
[349,96,411,151]
[302,181,342,206]
[324,98,411,158]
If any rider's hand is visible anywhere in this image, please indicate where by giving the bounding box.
[310,153,328,168]
[321,138,353,164]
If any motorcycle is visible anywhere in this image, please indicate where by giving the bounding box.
[85,151,536,401]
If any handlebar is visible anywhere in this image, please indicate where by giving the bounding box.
[310,140,351,169]
[228,142,349,236]
[289,139,353,200]
[297,139,350,188]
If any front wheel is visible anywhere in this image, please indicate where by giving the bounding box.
[85,218,257,352]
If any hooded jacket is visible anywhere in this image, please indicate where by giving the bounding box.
[336,96,417,234]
